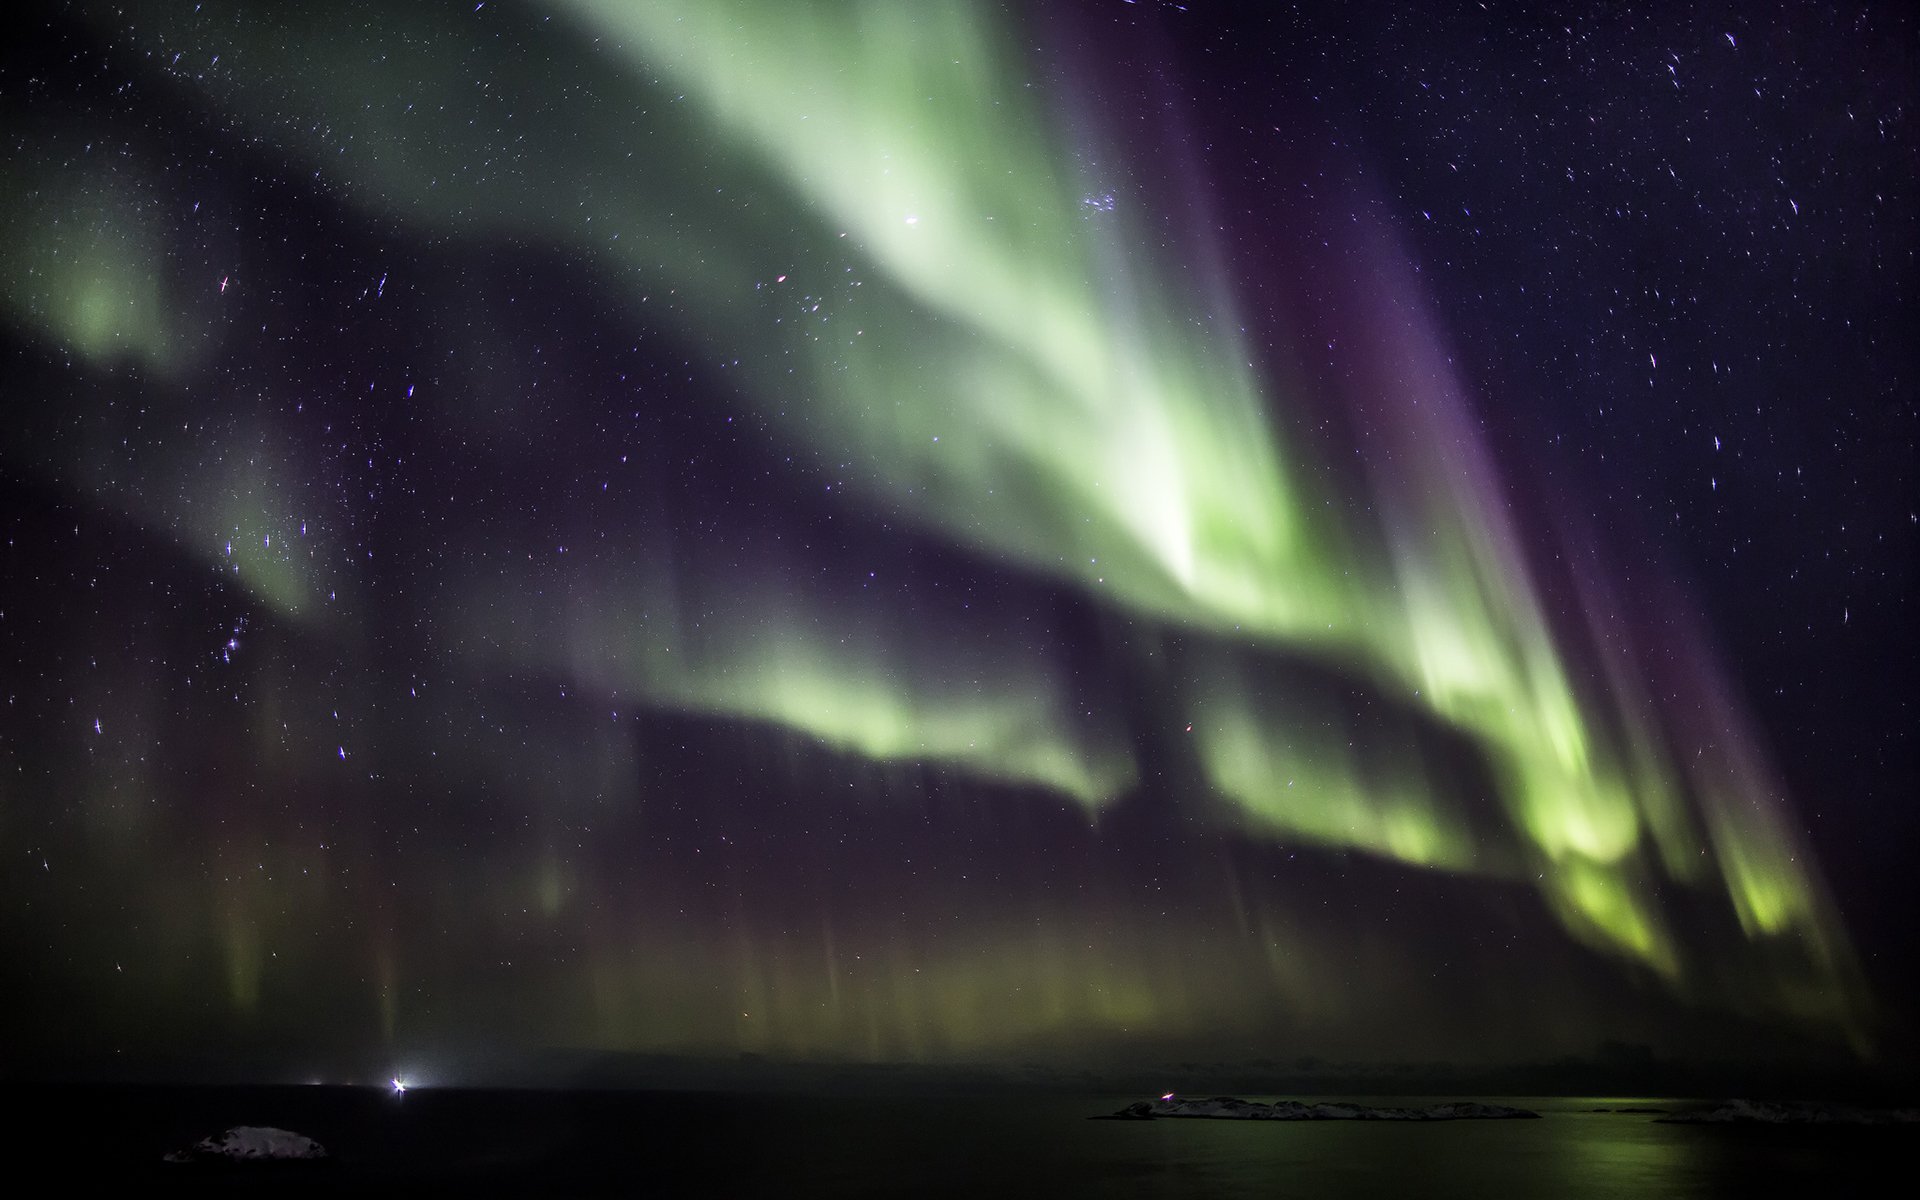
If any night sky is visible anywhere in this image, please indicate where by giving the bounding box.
[1,0,1912,1088]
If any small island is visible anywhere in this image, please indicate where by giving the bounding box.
[1096,1096,1540,1121]
[163,1126,331,1164]
[1657,1100,1920,1126]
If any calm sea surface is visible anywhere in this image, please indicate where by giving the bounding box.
[24,1086,1912,1196]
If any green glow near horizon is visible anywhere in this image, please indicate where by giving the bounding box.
[11,0,1862,1042]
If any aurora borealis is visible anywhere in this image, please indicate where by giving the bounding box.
[2,1,1913,1085]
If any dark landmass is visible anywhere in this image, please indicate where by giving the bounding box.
[1097,1096,1540,1121]
[1658,1099,1920,1125]
[15,1036,1917,1107]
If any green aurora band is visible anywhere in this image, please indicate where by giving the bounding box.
[0,0,1868,1051]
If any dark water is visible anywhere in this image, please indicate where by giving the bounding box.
[22,1086,1912,1196]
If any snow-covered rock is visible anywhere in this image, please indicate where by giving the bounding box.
[1417,1101,1543,1121]
[164,1126,330,1163]
[1658,1100,1920,1126]
[1098,1096,1539,1121]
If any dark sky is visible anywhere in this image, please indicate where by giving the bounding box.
[1,0,1912,1089]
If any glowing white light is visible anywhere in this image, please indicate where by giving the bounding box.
[391,1077,408,1094]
